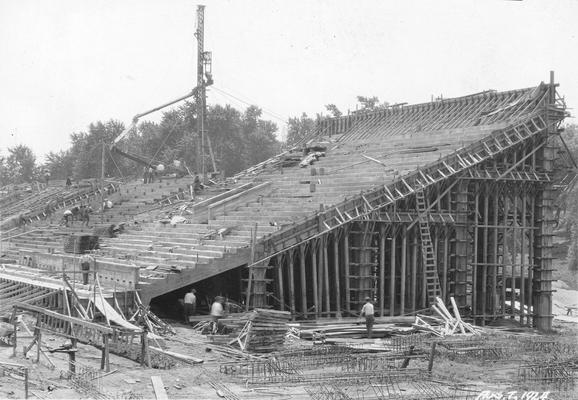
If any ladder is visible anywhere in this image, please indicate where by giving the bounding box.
[415,190,442,305]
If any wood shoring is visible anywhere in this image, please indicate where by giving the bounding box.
[400,225,407,315]
[288,249,296,317]
[299,244,307,317]
[389,224,396,316]
[254,113,554,272]
[311,239,319,317]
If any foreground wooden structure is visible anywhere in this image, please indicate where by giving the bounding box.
[247,74,572,331]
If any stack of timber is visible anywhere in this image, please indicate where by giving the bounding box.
[225,309,291,353]
[413,297,482,337]
[297,316,415,340]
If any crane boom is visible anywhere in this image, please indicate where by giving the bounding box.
[112,87,201,145]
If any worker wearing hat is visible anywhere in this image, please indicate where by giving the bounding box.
[360,297,375,339]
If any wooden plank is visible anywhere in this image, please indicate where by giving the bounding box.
[150,376,169,400]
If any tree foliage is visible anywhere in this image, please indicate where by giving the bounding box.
[356,96,389,113]
[286,113,315,146]
[6,145,37,183]
[325,104,342,118]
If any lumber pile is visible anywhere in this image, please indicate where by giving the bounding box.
[297,316,415,340]
[413,297,482,337]
[227,309,291,353]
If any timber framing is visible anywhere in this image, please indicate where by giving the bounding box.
[245,75,571,331]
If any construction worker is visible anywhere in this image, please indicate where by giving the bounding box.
[183,288,197,324]
[62,209,73,227]
[210,296,225,333]
[360,297,375,339]
[79,253,94,285]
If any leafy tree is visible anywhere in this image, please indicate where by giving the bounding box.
[6,144,36,183]
[325,104,342,118]
[356,96,389,113]
[44,150,75,180]
[0,157,11,186]
[286,113,315,146]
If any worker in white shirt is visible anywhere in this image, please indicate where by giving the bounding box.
[210,296,225,333]
[360,297,375,339]
[183,288,197,324]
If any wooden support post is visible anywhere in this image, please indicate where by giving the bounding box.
[344,234,350,315]
[400,226,407,315]
[288,250,296,317]
[442,226,449,303]
[12,313,18,357]
[428,342,437,373]
[502,190,509,318]
[317,242,324,314]
[390,228,396,316]
[277,255,285,311]
[311,244,319,317]
[299,245,307,316]
[69,339,77,373]
[473,187,479,320]
[454,181,469,309]
[323,238,331,316]
[101,335,110,372]
[333,234,341,317]
[482,190,489,323]
[24,368,29,399]
[411,229,417,313]
[492,189,499,319]
[520,192,527,324]
[379,224,386,317]
[511,193,518,321]
[36,329,41,363]
[141,331,150,367]
[528,195,535,323]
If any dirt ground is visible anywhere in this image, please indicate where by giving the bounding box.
[1,284,577,400]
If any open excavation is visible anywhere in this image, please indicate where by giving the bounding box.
[2,3,578,400]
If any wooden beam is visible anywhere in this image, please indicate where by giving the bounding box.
[288,250,296,317]
[323,238,330,315]
[311,244,319,317]
[390,228,396,317]
[411,229,417,313]
[400,226,407,315]
[277,255,285,311]
[299,245,307,316]
[333,234,341,317]
[379,225,386,317]
[407,180,459,230]
[344,234,351,315]
[151,376,169,400]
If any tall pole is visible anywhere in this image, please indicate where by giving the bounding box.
[101,140,105,223]
[196,5,206,181]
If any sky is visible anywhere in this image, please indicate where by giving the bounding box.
[1,0,577,161]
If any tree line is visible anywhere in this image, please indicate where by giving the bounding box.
[0,102,282,186]
[1,95,390,186]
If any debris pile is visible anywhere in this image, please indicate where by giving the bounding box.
[227,308,291,353]
[413,297,481,337]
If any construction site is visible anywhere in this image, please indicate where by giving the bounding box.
[2,3,578,400]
